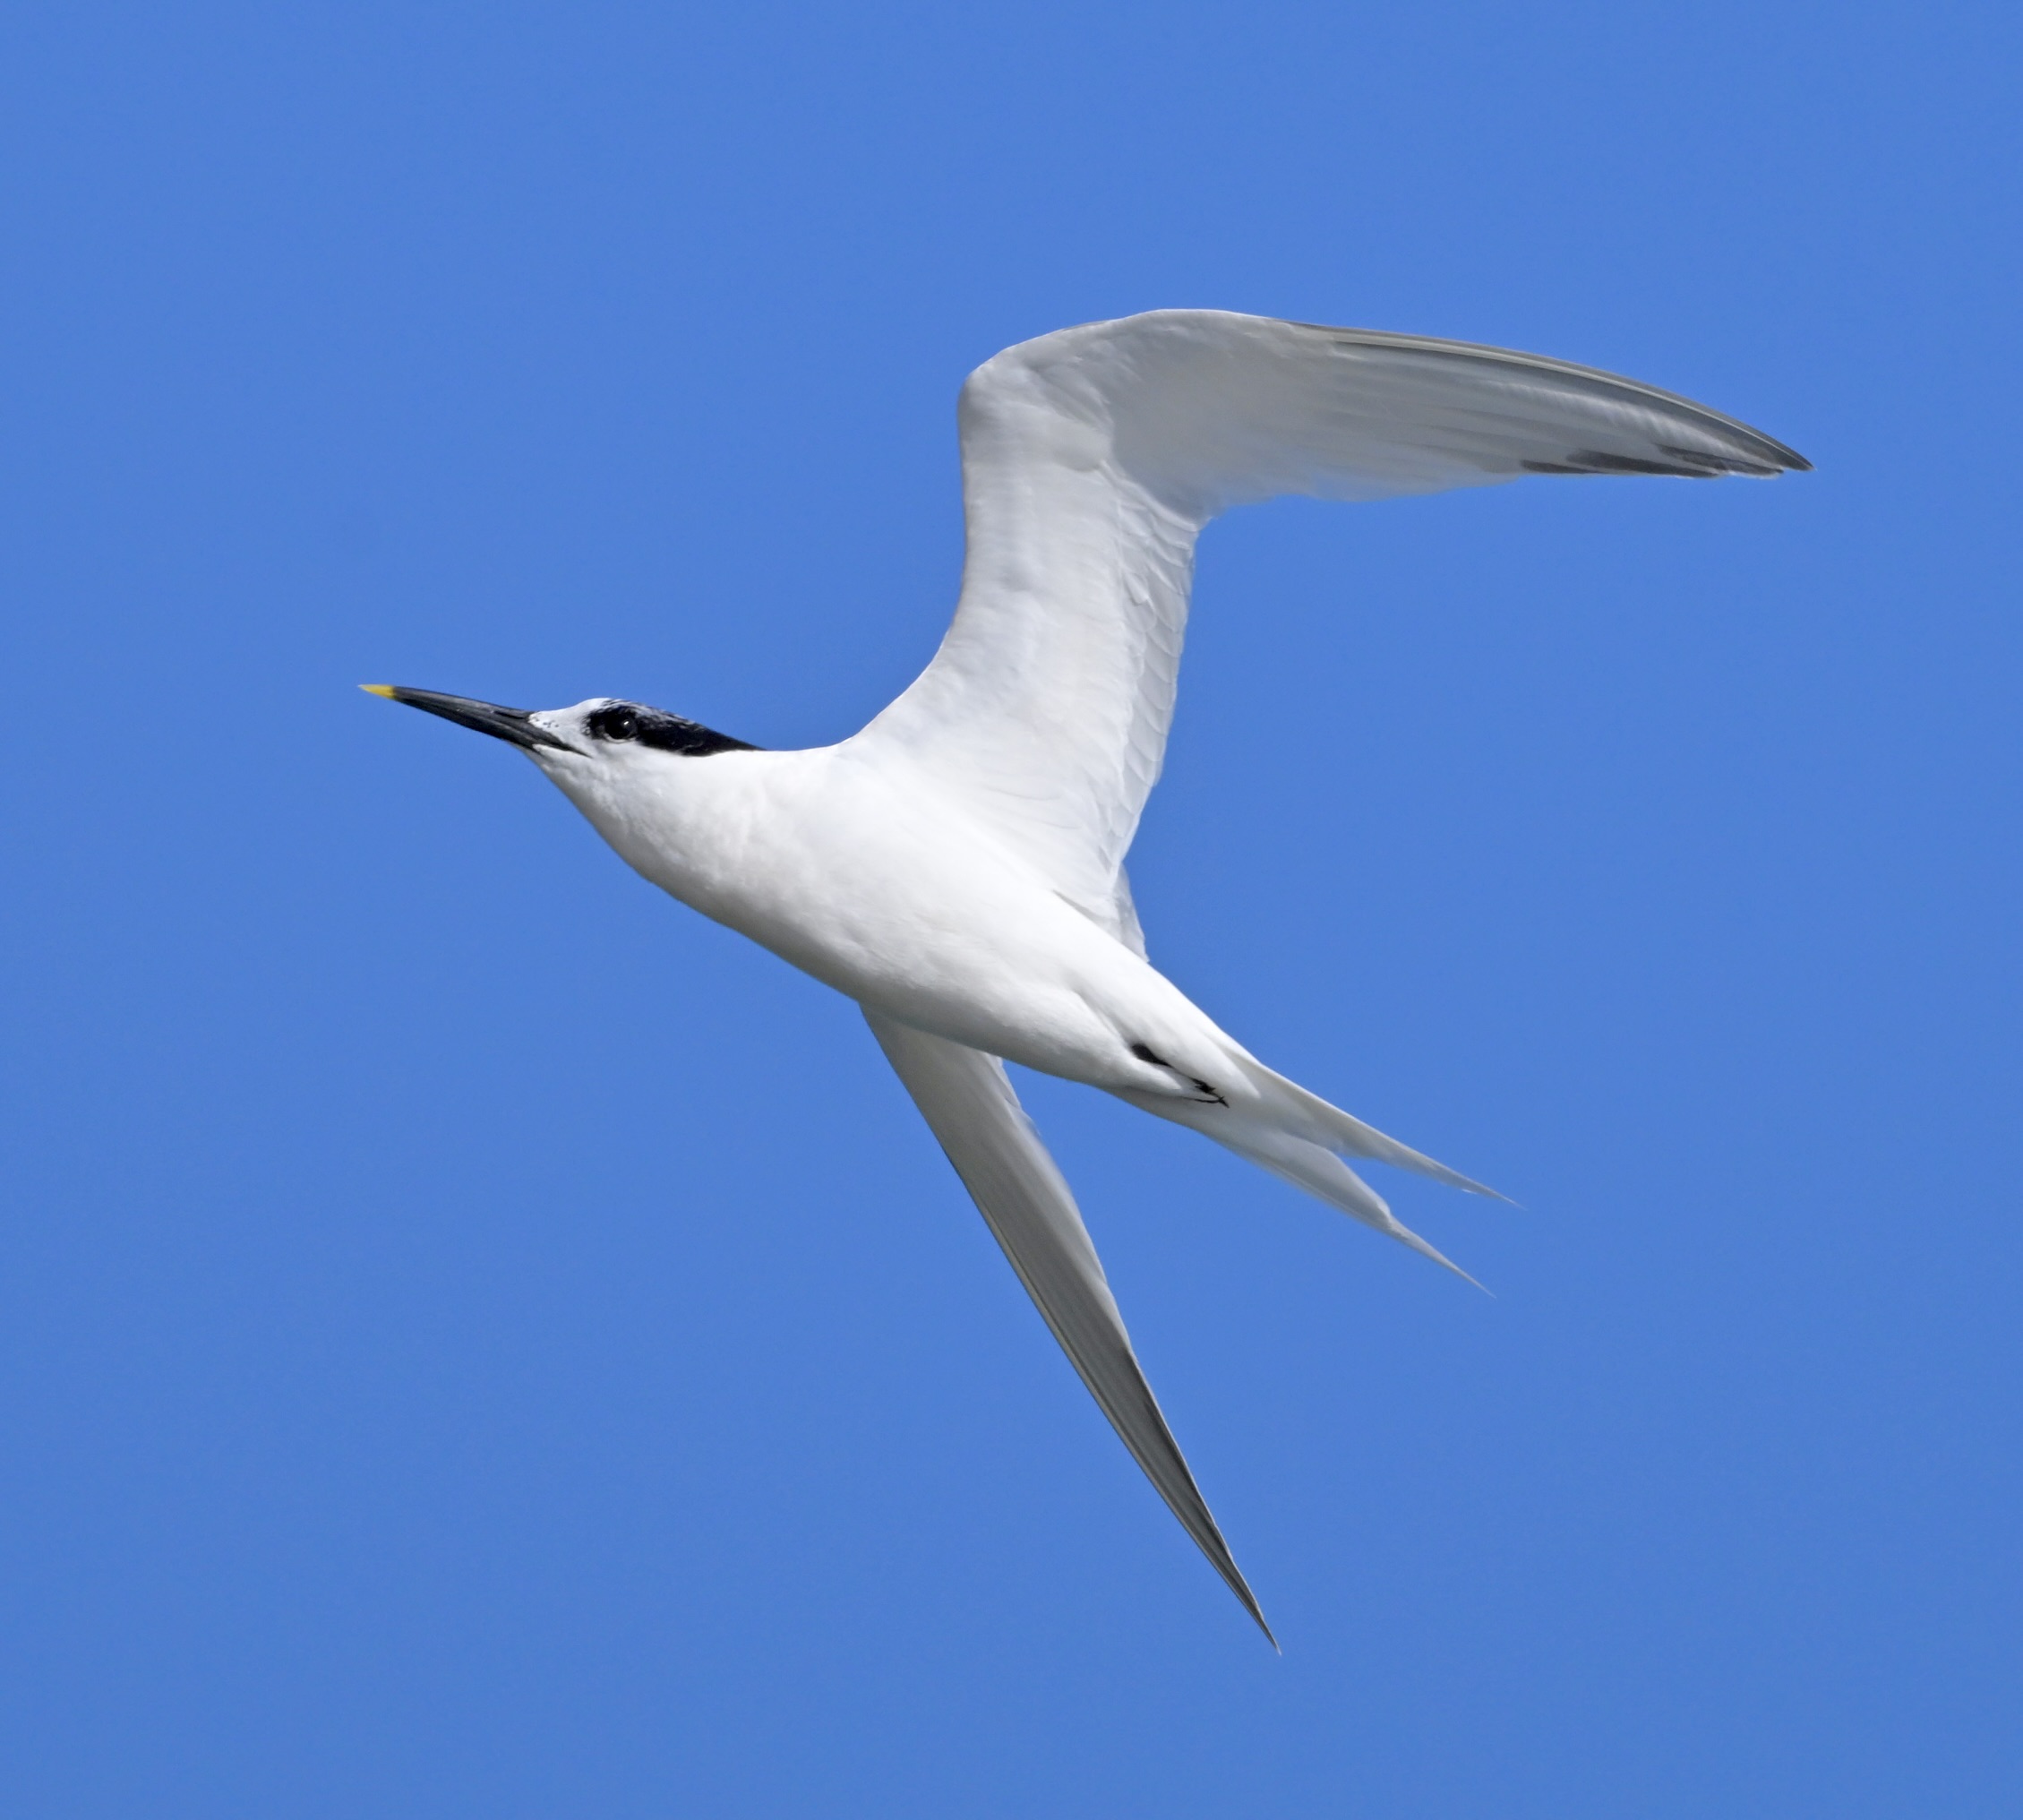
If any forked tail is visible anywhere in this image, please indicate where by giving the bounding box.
[1119,1054,1502,1288]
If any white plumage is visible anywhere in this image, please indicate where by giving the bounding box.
[371,310,1806,1641]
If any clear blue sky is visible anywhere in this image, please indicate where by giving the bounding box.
[2,4,2017,1815]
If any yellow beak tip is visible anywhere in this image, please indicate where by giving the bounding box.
[359,683,397,699]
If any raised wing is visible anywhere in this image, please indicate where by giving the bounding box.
[856,310,1808,937]
[864,1009,1274,1643]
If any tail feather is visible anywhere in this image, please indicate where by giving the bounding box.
[1230,1056,1509,1203]
[1118,1088,1487,1290]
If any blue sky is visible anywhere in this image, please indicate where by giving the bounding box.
[2,4,2018,1814]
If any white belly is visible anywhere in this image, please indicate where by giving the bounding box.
[546,743,1232,1093]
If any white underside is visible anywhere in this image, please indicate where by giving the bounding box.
[486,308,1799,1633]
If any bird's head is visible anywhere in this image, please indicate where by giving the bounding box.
[362,685,759,794]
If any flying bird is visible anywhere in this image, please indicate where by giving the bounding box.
[367,309,1806,1642]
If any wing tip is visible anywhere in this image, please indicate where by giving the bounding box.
[1522,442,1811,480]
[1221,1563,1280,1649]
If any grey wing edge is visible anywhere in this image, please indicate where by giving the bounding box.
[1299,319,1813,476]
[864,1008,1276,1646]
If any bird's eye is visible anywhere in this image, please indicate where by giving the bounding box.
[598,708,639,742]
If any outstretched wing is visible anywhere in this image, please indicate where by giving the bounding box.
[864,1008,1274,1643]
[855,309,1807,938]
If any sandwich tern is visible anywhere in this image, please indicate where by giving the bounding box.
[367,309,1806,1641]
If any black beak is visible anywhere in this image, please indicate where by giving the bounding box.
[362,685,575,752]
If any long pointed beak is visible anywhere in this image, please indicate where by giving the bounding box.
[361,684,575,752]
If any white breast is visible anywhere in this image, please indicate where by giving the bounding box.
[548,743,1167,1077]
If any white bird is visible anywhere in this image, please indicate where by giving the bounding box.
[367,309,1806,1642]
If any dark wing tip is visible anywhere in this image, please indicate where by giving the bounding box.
[1660,439,1813,476]
[1524,451,1726,479]
[1300,320,1810,477]
[1523,441,1810,480]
